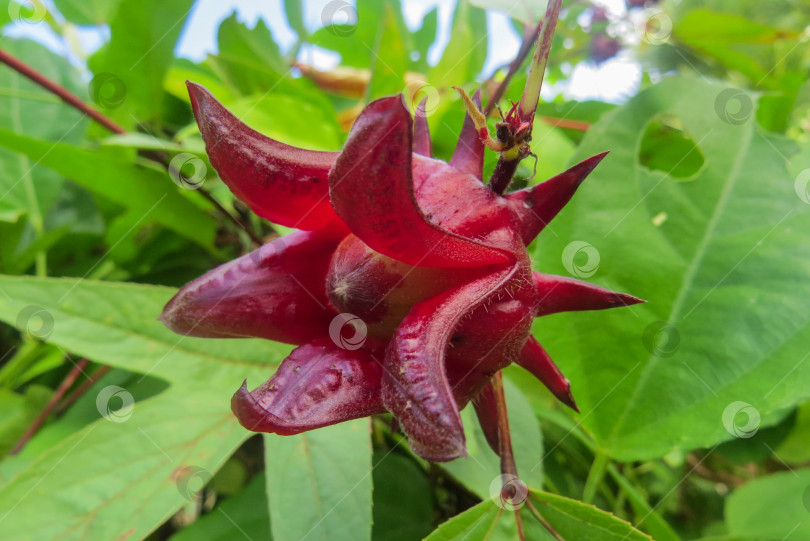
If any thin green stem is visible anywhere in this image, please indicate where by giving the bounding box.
[517,0,563,122]
[607,463,681,541]
[582,450,610,504]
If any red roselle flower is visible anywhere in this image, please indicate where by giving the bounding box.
[160,1,642,462]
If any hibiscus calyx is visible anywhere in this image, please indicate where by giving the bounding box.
[159,0,645,469]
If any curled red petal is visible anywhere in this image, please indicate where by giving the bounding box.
[534,272,645,317]
[382,266,515,462]
[232,338,385,434]
[450,88,484,179]
[516,337,578,412]
[472,381,500,456]
[444,266,536,403]
[187,81,339,230]
[329,95,509,268]
[412,97,432,157]
[160,226,346,344]
[504,152,608,244]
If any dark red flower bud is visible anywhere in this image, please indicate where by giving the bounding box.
[162,0,641,461]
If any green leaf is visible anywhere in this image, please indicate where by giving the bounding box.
[423,499,502,540]
[776,400,810,464]
[532,76,810,460]
[164,58,238,105]
[424,490,650,540]
[441,377,543,498]
[430,0,488,88]
[726,469,810,540]
[264,419,372,541]
[411,7,438,72]
[674,9,797,85]
[208,12,292,97]
[0,383,249,540]
[368,3,407,100]
[0,386,51,457]
[171,472,271,541]
[371,452,433,541]
[88,0,194,124]
[0,38,88,251]
[53,0,122,25]
[282,0,307,40]
[529,491,652,540]
[470,0,547,25]
[224,93,341,151]
[307,0,411,70]
[0,276,290,538]
[99,132,203,155]
[0,129,218,249]
[0,275,288,384]
[676,8,796,45]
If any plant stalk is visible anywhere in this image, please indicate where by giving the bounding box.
[488,0,563,195]
[491,372,526,541]
[0,48,263,245]
[10,358,89,455]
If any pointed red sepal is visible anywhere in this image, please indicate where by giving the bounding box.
[329,96,509,268]
[412,97,432,157]
[516,337,578,412]
[187,81,340,230]
[504,152,608,245]
[472,381,501,456]
[231,338,385,434]
[382,267,515,462]
[534,272,645,317]
[450,89,484,179]
[160,226,346,344]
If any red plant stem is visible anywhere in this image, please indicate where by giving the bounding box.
[489,148,521,196]
[484,20,544,116]
[10,358,90,455]
[0,48,127,134]
[0,47,263,245]
[526,498,565,541]
[539,116,590,131]
[491,372,526,541]
[492,371,517,478]
[56,364,112,414]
